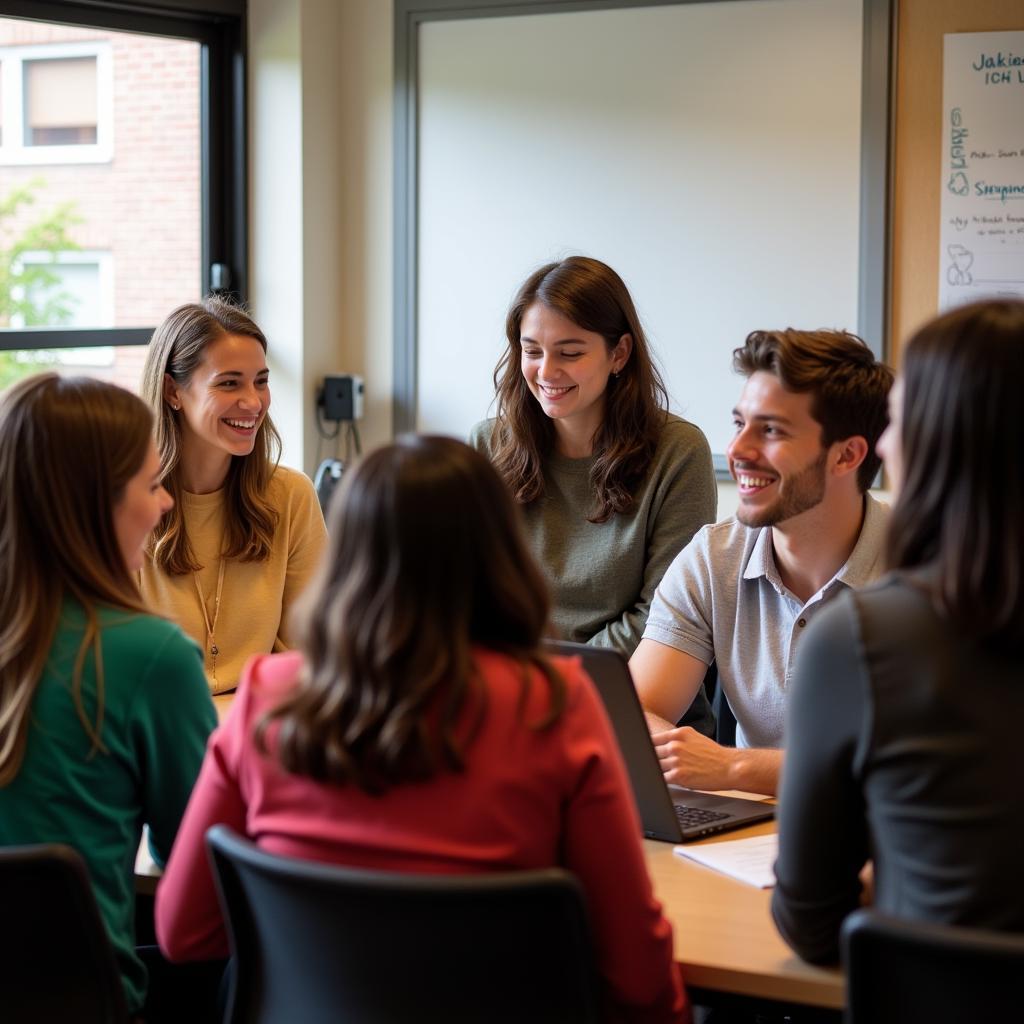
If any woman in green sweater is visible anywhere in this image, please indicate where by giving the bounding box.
[471,256,716,675]
[0,374,216,1019]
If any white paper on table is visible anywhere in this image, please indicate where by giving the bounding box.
[673,833,778,889]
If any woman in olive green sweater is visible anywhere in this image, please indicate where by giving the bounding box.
[0,374,216,1017]
[472,257,716,714]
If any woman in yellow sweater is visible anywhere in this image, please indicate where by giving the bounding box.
[139,297,327,693]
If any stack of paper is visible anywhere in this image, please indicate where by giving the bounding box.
[673,833,778,889]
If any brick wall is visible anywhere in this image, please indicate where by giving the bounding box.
[0,17,201,391]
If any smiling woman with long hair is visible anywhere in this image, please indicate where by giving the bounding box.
[139,297,327,694]
[0,374,215,1018]
[471,257,717,726]
[155,435,688,1022]
[772,299,1024,964]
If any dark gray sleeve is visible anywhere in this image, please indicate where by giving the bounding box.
[770,592,872,964]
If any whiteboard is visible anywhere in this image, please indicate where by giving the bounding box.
[938,30,1024,311]
[406,0,876,463]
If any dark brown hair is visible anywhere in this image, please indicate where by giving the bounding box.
[490,256,669,522]
[887,299,1024,647]
[140,296,282,574]
[259,435,566,794]
[0,374,153,785]
[733,328,893,491]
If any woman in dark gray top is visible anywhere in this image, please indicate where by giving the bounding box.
[470,257,716,660]
[772,298,1024,965]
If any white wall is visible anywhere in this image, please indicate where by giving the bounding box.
[415,0,864,460]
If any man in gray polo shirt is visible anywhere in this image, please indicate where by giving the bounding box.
[630,328,893,796]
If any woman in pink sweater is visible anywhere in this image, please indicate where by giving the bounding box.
[155,435,687,1022]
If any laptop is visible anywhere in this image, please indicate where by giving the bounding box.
[544,640,774,843]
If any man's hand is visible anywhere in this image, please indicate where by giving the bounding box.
[650,725,783,796]
[651,726,735,791]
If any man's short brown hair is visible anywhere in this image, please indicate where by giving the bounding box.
[733,329,893,492]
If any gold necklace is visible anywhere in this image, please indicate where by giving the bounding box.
[193,559,226,685]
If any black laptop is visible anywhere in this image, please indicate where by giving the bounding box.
[545,640,774,843]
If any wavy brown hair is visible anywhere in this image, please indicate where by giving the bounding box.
[140,296,282,574]
[258,435,566,795]
[490,256,669,523]
[886,299,1024,647]
[0,375,153,786]
[733,328,893,491]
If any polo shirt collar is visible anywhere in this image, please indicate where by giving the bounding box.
[833,492,888,588]
[740,492,888,590]
[743,525,780,585]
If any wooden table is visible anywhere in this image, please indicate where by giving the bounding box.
[644,816,844,1012]
[212,691,234,723]
[140,705,843,1012]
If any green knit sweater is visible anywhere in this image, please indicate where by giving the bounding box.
[0,601,216,1013]
[471,413,716,657]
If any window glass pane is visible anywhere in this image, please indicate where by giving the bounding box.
[0,16,203,391]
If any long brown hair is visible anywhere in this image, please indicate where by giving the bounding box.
[259,435,566,794]
[490,256,669,523]
[0,374,153,786]
[886,299,1024,647]
[140,296,282,574]
[733,328,893,491]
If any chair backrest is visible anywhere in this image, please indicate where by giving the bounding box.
[842,908,1024,1023]
[206,824,602,1024]
[0,843,129,1024]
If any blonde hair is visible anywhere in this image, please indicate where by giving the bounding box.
[140,296,282,575]
[0,374,152,786]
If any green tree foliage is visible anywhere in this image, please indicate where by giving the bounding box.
[0,178,81,387]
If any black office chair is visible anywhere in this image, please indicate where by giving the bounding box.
[842,908,1024,1023]
[0,843,129,1024]
[206,825,603,1024]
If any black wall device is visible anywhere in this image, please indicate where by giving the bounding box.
[320,375,364,422]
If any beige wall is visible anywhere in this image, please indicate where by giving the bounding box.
[248,0,393,475]
[890,0,1024,363]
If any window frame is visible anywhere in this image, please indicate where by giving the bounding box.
[0,0,246,352]
[0,41,114,164]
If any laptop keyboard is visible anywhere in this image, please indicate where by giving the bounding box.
[675,805,731,828]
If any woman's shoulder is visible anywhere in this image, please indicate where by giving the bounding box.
[656,413,712,456]
[95,608,205,686]
[468,417,500,455]
[267,464,322,516]
[268,463,317,497]
[228,652,305,731]
[98,606,194,650]
[473,647,593,716]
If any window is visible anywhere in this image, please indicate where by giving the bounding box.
[0,42,112,164]
[0,0,246,387]
[10,250,113,328]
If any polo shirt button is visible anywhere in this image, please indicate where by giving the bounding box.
[798,617,807,627]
